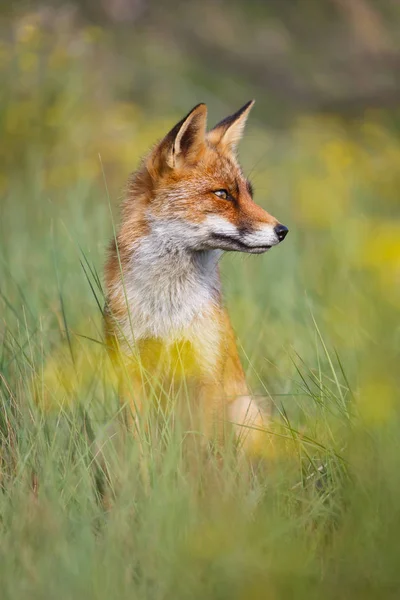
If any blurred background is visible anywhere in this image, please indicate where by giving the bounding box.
[1,0,399,409]
[1,2,400,598]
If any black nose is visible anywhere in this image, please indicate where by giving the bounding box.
[274,223,289,242]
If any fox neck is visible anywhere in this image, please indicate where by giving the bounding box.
[122,228,222,341]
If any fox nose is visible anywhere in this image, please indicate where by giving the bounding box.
[274,223,289,242]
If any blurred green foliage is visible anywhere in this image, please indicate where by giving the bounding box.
[0,6,400,599]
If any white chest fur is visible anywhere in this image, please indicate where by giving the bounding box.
[111,230,223,354]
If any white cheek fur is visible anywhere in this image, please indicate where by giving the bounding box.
[204,216,279,247]
[241,224,279,247]
[204,215,239,237]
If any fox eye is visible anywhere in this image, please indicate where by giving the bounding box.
[213,189,231,200]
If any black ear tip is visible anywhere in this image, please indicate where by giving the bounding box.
[226,100,254,122]
[244,99,255,110]
[232,100,255,119]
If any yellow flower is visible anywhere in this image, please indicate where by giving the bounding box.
[17,23,34,44]
[295,172,350,228]
[358,380,395,426]
[357,221,400,294]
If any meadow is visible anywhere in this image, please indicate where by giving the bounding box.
[1,11,400,599]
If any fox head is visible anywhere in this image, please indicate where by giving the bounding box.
[129,101,288,254]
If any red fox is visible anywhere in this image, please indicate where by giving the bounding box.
[104,101,288,454]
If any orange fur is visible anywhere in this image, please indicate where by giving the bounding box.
[104,101,288,454]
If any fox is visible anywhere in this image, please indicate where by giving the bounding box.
[104,101,288,455]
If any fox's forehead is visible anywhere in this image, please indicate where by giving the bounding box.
[158,146,251,199]
[187,148,248,191]
[205,147,242,178]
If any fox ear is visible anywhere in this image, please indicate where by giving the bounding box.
[208,100,255,154]
[148,104,207,176]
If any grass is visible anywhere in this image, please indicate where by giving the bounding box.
[1,12,400,599]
